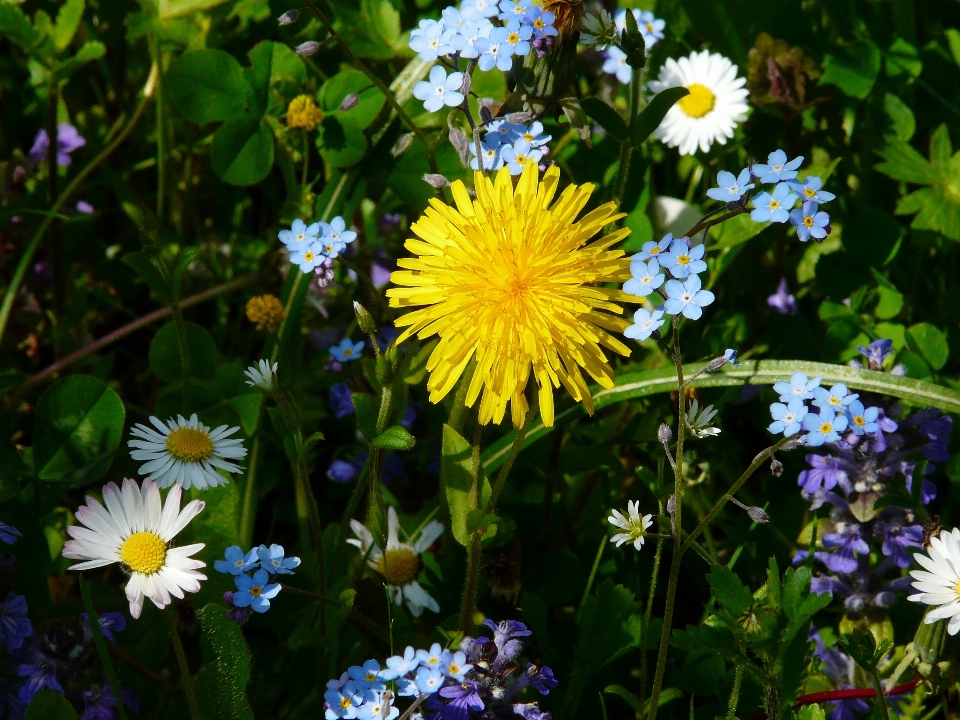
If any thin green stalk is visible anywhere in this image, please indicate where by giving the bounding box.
[646,547,682,720]
[163,609,200,720]
[612,70,642,204]
[870,669,893,720]
[639,495,665,712]
[169,301,193,413]
[0,63,158,350]
[47,78,65,322]
[80,577,129,720]
[239,431,262,548]
[578,535,606,610]
[726,664,744,720]
[484,422,528,513]
[269,271,304,364]
[299,0,440,177]
[151,33,166,218]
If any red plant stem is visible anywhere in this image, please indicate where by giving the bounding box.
[744,678,922,720]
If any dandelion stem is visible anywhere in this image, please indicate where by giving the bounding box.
[80,577,130,720]
[164,609,201,720]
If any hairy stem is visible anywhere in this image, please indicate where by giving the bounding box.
[164,609,200,720]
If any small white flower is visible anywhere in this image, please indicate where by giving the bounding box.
[909,527,960,634]
[685,399,721,438]
[128,414,247,490]
[608,500,654,551]
[347,507,444,617]
[62,478,206,619]
[244,359,278,392]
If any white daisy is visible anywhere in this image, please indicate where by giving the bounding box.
[244,359,278,392]
[909,527,960,635]
[648,50,749,156]
[62,478,207,619]
[347,507,443,617]
[128,413,247,490]
[608,500,654,550]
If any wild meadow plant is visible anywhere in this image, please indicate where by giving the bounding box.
[1,1,959,720]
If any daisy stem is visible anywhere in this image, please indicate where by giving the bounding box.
[164,609,201,720]
[79,576,130,720]
[639,494,665,712]
[169,299,193,414]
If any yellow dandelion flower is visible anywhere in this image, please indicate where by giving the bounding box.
[286,95,324,131]
[245,294,286,333]
[387,164,633,429]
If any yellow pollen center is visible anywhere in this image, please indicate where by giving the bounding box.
[516,154,528,164]
[449,664,461,674]
[340,698,352,709]
[769,200,781,210]
[342,349,353,356]
[508,32,520,43]
[250,585,262,597]
[676,255,690,265]
[427,657,439,665]
[803,216,815,228]
[819,422,833,434]
[376,548,421,585]
[296,233,305,242]
[678,83,716,118]
[646,22,654,31]
[804,188,816,198]
[523,133,534,141]
[828,396,840,405]
[853,416,866,426]
[303,251,315,261]
[120,532,166,575]
[650,246,661,254]
[534,18,544,28]
[166,427,214,463]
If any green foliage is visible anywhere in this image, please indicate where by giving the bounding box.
[370,425,416,450]
[25,691,78,720]
[442,424,494,547]
[195,604,255,720]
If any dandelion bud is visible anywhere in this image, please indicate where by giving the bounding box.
[657,423,672,444]
[747,506,770,523]
[353,301,376,335]
[770,457,783,476]
[506,112,533,124]
[277,9,299,25]
[295,41,320,56]
[391,133,413,157]
[423,173,451,188]
[339,93,359,111]
[479,105,494,125]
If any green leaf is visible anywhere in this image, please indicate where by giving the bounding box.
[122,251,170,303]
[318,114,368,169]
[351,393,378,442]
[947,28,960,68]
[53,0,84,51]
[211,117,275,186]
[54,41,107,80]
[158,0,231,20]
[580,97,629,142]
[603,685,642,715]
[559,96,591,145]
[442,424,492,547]
[465,509,496,534]
[707,566,753,617]
[876,137,937,184]
[838,627,879,670]
[149,322,219,383]
[333,0,403,59]
[26,690,78,720]
[169,247,200,303]
[907,322,949,371]
[884,92,915,141]
[797,704,827,720]
[167,49,248,125]
[886,37,922,79]
[0,5,39,50]
[631,87,689,146]
[33,375,125,483]
[319,70,387,130]
[195,604,255,720]
[227,394,262,435]
[821,39,881,99]
[482,360,960,472]
[371,425,416,451]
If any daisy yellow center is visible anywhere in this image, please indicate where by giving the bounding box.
[853,416,866,426]
[120,532,166,575]
[819,421,833,434]
[678,83,716,118]
[804,188,817,198]
[166,427,214,463]
[376,548,421,585]
[386,165,631,429]
[803,216,815,228]
[303,251,315,261]
[676,254,690,265]
[508,32,520,43]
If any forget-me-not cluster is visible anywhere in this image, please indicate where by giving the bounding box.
[215,543,301,619]
[279,215,357,273]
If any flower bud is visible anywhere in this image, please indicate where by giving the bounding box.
[479,105,494,125]
[657,423,672,444]
[449,128,471,165]
[353,301,376,335]
[277,9,299,25]
[423,173,451,188]
[391,133,413,157]
[339,93,359,111]
[505,112,533,124]
[666,495,676,516]
[295,41,320,56]
[747,507,769,523]
[459,72,472,95]
[769,457,783,476]
[782,436,805,451]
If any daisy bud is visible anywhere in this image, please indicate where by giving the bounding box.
[391,133,413,157]
[295,41,320,56]
[277,9,299,25]
[423,173,451,188]
[353,301,376,335]
[657,423,672,444]
[747,506,770,523]
[339,93,359,111]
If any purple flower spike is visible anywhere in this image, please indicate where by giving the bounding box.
[822,524,869,573]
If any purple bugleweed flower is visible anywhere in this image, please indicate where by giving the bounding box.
[81,682,140,720]
[329,383,355,419]
[821,524,869,574]
[27,124,86,167]
[0,521,21,545]
[81,611,125,644]
[326,459,357,483]
[877,520,923,568]
[16,659,62,703]
[514,703,553,720]
[767,278,797,315]
[435,681,484,720]
[904,407,952,462]
[482,618,531,663]
[0,594,33,651]
[857,339,894,370]
[525,663,558,695]
[798,454,849,494]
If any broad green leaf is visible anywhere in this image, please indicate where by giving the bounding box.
[351,393,378,442]
[371,425,416,451]
[227,394,262,435]
[876,137,937,185]
[441,424,492,547]
[947,28,960,68]
[821,39,881,99]
[243,40,274,118]
[631,87,689,146]
[26,690,78,720]
[211,117,274,186]
[167,49,248,125]
[838,627,879,670]
[52,0,84,51]
[195,604,255,720]
[317,114,368,169]
[158,0,231,20]
[149,321,219,383]
[559,96,591,144]
[482,360,960,472]
[581,97,628,142]
[798,704,827,720]
[334,0,403,59]
[33,375,125,483]
[0,5,39,50]
[884,93,915,142]
[907,322,949,371]
[53,41,107,80]
[707,565,753,616]
[896,186,960,240]
[885,37,922,79]
[603,685,642,714]
[319,70,387,130]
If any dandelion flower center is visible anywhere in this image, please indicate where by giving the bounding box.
[166,427,215,463]
[377,548,421,585]
[819,421,833,434]
[120,532,167,575]
[387,165,632,428]
[678,83,716,118]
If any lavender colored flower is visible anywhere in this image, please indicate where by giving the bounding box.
[81,611,125,644]
[436,681,484,720]
[767,278,797,315]
[0,521,21,545]
[327,459,358,483]
[75,200,94,214]
[330,383,355,419]
[904,408,952,462]
[524,663,557,695]
[877,519,922,568]
[483,618,531,662]
[81,682,140,720]
[822,524,869,573]
[27,123,86,167]
[0,594,33,651]
[857,339,894,370]
[797,454,848,494]
[17,659,62,703]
